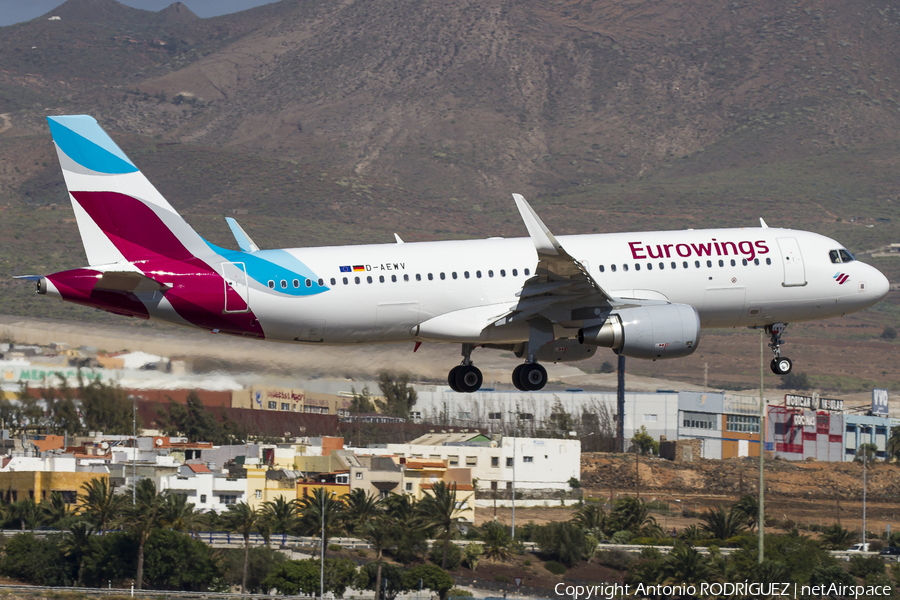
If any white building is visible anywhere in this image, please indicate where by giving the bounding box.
[158,464,247,513]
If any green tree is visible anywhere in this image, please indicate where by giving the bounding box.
[79,377,135,434]
[780,372,811,390]
[417,481,468,569]
[377,372,418,418]
[158,391,245,445]
[343,488,382,532]
[630,425,658,455]
[160,492,203,532]
[358,561,408,600]
[820,524,858,550]
[40,491,70,527]
[79,477,125,533]
[463,542,483,571]
[572,503,607,536]
[428,541,462,570]
[855,443,878,462]
[887,426,900,460]
[732,494,760,531]
[221,546,286,594]
[610,496,662,537]
[849,554,885,579]
[220,501,261,593]
[658,544,717,588]
[384,494,427,564]
[406,564,455,600]
[349,385,377,413]
[0,532,73,585]
[118,478,165,590]
[534,521,593,567]
[60,522,93,586]
[265,558,356,597]
[141,529,222,591]
[356,515,396,597]
[10,497,41,530]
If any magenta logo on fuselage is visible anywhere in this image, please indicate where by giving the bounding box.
[628,239,770,262]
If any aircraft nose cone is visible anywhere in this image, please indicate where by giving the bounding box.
[872,268,890,301]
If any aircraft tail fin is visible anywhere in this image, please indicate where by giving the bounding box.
[47,115,212,266]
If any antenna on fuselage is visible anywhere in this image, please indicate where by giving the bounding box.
[759,218,769,228]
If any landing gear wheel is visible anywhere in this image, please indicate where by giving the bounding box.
[512,364,527,391]
[520,363,548,391]
[455,365,483,393]
[448,366,463,392]
[771,357,793,375]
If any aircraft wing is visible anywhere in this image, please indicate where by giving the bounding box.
[494,194,661,327]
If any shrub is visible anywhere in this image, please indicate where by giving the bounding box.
[523,558,532,566]
[429,542,462,571]
[611,530,634,545]
[448,589,474,598]
[545,561,566,576]
[328,544,343,552]
[494,575,509,583]
[849,555,884,579]
[596,549,634,571]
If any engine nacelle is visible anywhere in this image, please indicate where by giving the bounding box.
[513,339,597,363]
[578,304,700,360]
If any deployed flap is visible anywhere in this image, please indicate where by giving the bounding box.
[94,271,171,293]
[225,217,260,252]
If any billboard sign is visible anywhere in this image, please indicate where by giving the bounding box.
[872,389,889,417]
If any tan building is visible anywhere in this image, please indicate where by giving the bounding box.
[400,459,475,524]
[0,456,109,504]
[232,386,352,416]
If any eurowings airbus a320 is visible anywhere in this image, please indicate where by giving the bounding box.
[20,116,890,393]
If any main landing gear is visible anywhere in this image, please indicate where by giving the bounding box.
[448,344,484,393]
[767,323,793,375]
[512,362,548,391]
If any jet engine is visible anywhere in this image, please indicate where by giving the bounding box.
[577,304,700,359]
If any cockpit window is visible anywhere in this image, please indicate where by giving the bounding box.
[829,250,841,264]
[839,249,855,263]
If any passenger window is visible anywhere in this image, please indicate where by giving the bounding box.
[342,277,348,285]
[367,276,373,283]
[452,272,457,279]
[306,279,312,287]
[839,249,855,262]
[829,250,841,264]
[293,279,300,288]
[500,269,506,276]
[464,271,470,279]
[742,259,748,266]
[646,263,651,270]
[718,260,724,267]
[428,273,434,280]
[707,260,712,268]
[379,275,384,283]
[355,276,361,284]
[318,278,323,286]
[524,268,530,275]
[611,264,617,272]
[476,270,482,278]
[416,274,422,281]
[404,274,409,282]
[730,259,736,267]
[623,264,629,272]
[489,270,494,277]
[392,275,397,282]
[599,265,605,273]
[635,264,641,271]
[754,259,759,265]
[330,278,336,286]
[683,262,688,268]
[766,258,772,265]
[268,280,275,289]
[695,261,700,268]
[660,262,665,269]
[512,268,518,276]
[280,280,287,288]
[440,272,446,280]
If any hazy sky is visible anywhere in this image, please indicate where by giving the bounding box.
[0,0,282,27]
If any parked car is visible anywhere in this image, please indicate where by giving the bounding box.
[879,546,900,556]
[847,543,870,552]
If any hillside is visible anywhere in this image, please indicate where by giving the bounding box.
[0,0,898,391]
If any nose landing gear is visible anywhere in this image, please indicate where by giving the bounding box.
[767,323,793,375]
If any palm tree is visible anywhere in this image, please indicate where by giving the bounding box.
[40,491,69,527]
[480,521,512,562]
[10,497,41,530]
[658,544,718,589]
[61,522,93,586]
[417,481,468,569]
[79,477,125,533]
[610,496,662,537]
[887,426,900,460]
[260,496,300,537]
[118,479,164,590]
[297,488,345,551]
[160,492,203,532]
[343,488,382,532]
[221,501,261,594]
[356,515,396,599]
[699,505,747,540]
[820,524,858,550]
[732,494,760,531]
[572,503,607,534]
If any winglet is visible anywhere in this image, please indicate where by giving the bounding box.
[513,193,561,256]
[225,217,260,252]
[760,218,769,228]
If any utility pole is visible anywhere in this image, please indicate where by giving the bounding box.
[132,395,137,506]
[863,448,868,548]
[758,329,765,564]
[320,489,325,600]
